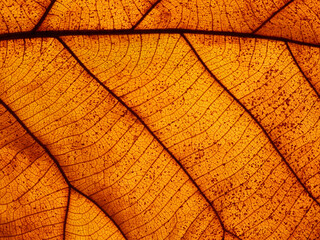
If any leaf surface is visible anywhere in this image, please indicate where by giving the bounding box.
[0,0,52,33]
[1,0,320,239]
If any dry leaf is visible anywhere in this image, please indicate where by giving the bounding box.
[1,0,320,239]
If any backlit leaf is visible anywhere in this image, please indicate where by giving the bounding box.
[1,0,320,239]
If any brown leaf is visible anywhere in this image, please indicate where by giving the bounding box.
[0,0,320,239]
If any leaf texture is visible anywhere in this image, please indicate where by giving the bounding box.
[66,189,125,239]
[0,104,68,238]
[137,0,291,32]
[38,0,160,30]
[1,0,320,239]
[0,0,52,33]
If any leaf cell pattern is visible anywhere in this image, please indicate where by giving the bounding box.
[0,0,320,239]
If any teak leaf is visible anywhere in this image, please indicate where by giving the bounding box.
[0,0,320,239]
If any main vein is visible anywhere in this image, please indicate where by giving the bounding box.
[0,29,320,49]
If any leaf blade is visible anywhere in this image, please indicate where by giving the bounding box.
[0,103,68,239]
[0,37,225,239]
[57,32,320,238]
